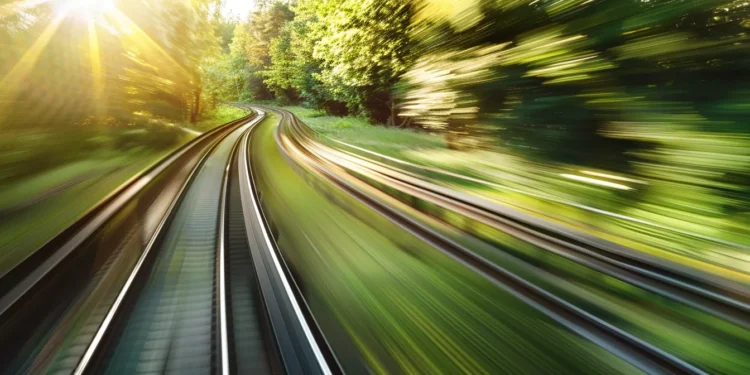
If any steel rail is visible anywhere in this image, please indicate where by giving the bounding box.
[305,136,750,328]
[317,118,750,254]
[238,108,338,374]
[281,107,750,289]
[72,113,265,374]
[217,125,243,375]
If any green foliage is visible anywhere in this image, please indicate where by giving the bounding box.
[265,11,345,112]
[220,1,295,101]
[187,105,249,132]
[303,0,414,121]
[0,0,227,188]
[234,0,415,120]
[396,0,750,225]
[269,0,750,252]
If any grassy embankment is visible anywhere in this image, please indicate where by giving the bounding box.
[0,104,248,273]
[280,105,750,280]
[250,112,638,374]
[185,105,248,133]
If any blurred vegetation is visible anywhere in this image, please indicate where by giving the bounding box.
[286,104,750,274]
[396,0,750,246]
[0,0,237,184]
[336,128,750,374]
[0,150,165,272]
[0,0,253,271]
[282,106,445,154]
[218,0,750,265]
[184,104,248,132]
[4,1,747,257]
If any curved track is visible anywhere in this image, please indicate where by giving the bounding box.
[266,105,750,375]
[0,110,337,375]
[3,103,747,374]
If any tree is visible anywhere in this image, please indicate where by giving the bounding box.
[301,0,414,123]
[225,1,294,101]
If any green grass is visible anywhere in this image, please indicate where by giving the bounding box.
[0,119,200,273]
[362,173,750,374]
[250,113,639,374]
[262,111,750,373]
[186,104,249,133]
[282,105,446,155]
[0,148,172,273]
[0,104,249,271]
[0,159,112,209]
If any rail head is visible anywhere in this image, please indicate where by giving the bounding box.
[282,107,750,278]
[239,107,339,375]
[216,121,249,375]
[304,138,750,327]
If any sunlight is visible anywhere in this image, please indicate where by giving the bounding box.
[0,0,48,19]
[110,8,192,77]
[560,174,633,190]
[0,9,67,120]
[55,0,115,21]
[88,19,105,114]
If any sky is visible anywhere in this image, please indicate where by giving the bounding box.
[221,0,255,18]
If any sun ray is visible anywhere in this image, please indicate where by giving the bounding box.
[88,19,105,115]
[0,0,51,19]
[0,8,68,119]
[110,8,192,79]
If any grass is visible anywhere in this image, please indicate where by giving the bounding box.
[0,104,251,274]
[281,105,446,155]
[357,170,750,374]
[0,148,171,273]
[186,105,250,133]
[0,159,114,210]
[250,113,639,374]
[262,111,750,373]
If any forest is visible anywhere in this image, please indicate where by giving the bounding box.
[217,0,750,239]
[2,0,749,248]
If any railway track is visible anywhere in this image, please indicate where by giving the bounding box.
[268,105,750,374]
[300,133,750,327]
[3,102,747,374]
[275,107,750,325]
[0,110,336,374]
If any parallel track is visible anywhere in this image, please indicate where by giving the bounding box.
[0,113,256,374]
[78,113,259,374]
[268,105,715,375]
[304,134,750,328]
[69,110,336,375]
[0,109,337,374]
[276,106,750,326]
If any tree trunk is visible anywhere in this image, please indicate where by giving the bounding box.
[389,97,396,127]
[234,76,241,101]
[386,94,412,127]
[190,87,202,123]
